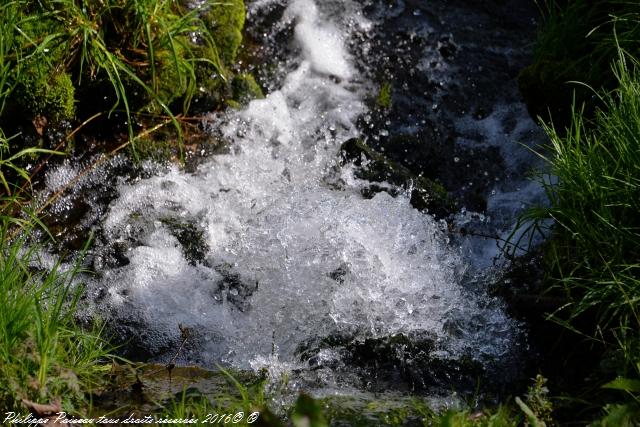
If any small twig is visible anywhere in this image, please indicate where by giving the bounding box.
[167,324,191,385]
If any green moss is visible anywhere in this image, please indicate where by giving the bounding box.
[8,9,75,124]
[376,82,392,109]
[145,39,193,114]
[203,0,246,64]
[231,73,263,105]
[17,64,75,123]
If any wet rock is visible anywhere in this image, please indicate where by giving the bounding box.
[328,263,349,285]
[160,217,209,265]
[297,333,485,393]
[340,138,454,218]
[437,34,458,59]
[93,241,131,270]
[92,363,264,416]
[107,315,173,362]
[212,263,258,312]
[353,0,539,216]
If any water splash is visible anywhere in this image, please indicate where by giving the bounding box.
[49,0,529,394]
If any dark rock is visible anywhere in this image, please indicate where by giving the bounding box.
[297,333,485,394]
[437,34,458,59]
[340,138,454,218]
[328,263,349,285]
[160,217,209,265]
[93,241,131,270]
[212,263,258,312]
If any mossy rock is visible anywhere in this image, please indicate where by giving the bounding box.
[202,0,246,65]
[91,363,265,415]
[230,73,263,106]
[191,62,232,113]
[340,138,454,218]
[16,65,75,124]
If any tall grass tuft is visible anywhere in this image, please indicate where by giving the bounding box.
[0,220,113,412]
[530,54,640,333]
[522,51,640,419]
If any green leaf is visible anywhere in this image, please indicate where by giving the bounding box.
[515,397,546,427]
[603,377,640,393]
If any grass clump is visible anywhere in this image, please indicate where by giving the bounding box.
[0,0,252,160]
[535,57,640,331]
[519,1,640,125]
[519,3,640,422]
[522,53,640,422]
[0,221,112,413]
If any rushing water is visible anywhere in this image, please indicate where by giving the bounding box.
[39,0,547,397]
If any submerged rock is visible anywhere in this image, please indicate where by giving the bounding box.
[340,138,454,219]
[212,263,258,312]
[92,363,264,415]
[160,217,209,266]
[297,333,485,394]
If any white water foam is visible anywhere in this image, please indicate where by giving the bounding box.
[75,0,520,386]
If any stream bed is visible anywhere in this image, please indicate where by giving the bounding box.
[37,0,548,408]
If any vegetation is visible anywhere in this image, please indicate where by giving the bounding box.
[158,374,554,426]
[517,1,640,424]
[0,220,112,413]
[519,1,640,125]
[523,54,640,424]
[0,0,257,162]
[4,0,640,424]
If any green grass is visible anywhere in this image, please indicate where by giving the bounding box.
[517,2,640,422]
[528,54,640,335]
[521,52,640,423]
[519,1,640,124]
[159,368,268,426]
[0,0,246,161]
[0,220,113,413]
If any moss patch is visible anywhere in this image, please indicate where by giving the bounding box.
[202,0,246,64]
[16,65,75,123]
[231,73,264,105]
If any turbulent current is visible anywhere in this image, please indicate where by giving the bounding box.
[39,0,547,396]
